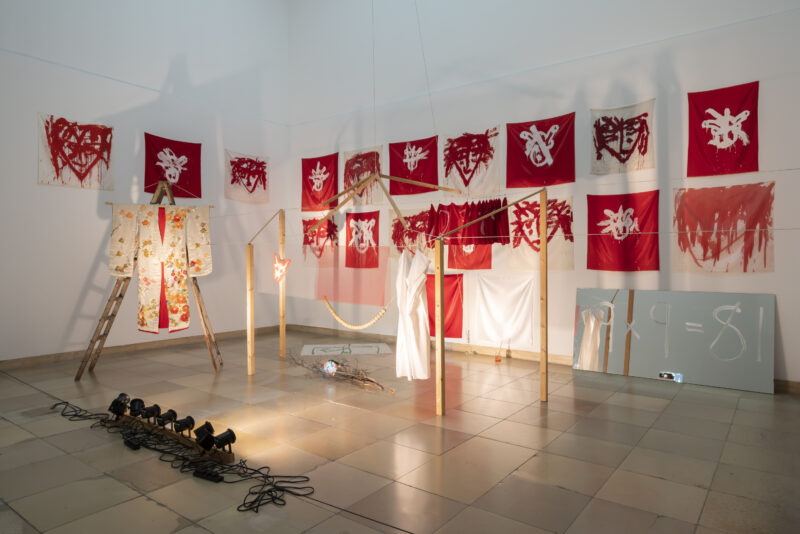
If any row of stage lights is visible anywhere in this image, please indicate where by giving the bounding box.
[108,393,236,452]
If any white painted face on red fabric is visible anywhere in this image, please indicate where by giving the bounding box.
[349,219,376,253]
[520,124,559,167]
[156,148,188,184]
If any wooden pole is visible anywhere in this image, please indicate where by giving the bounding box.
[623,290,635,376]
[246,243,255,375]
[539,189,548,403]
[440,187,544,239]
[279,209,286,359]
[375,176,409,229]
[379,173,462,194]
[434,239,446,416]
[306,174,377,235]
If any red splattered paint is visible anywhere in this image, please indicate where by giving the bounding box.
[511,199,574,252]
[302,218,339,259]
[230,156,267,193]
[344,151,380,198]
[391,208,434,253]
[674,182,774,272]
[44,116,112,182]
[593,114,649,163]
[443,128,498,187]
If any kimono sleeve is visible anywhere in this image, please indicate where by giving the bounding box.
[109,204,138,277]
[186,206,212,277]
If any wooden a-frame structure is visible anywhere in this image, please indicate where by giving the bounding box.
[74,181,222,381]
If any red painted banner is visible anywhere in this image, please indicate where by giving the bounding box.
[688,81,759,177]
[425,273,463,338]
[507,112,575,188]
[388,135,438,195]
[302,152,338,211]
[587,190,659,271]
[346,211,380,268]
[144,133,202,198]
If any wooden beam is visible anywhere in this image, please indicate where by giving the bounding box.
[248,210,280,244]
[623,290,635,376]
[440,188,544,239]
[321,172,376,206]
[246,243,255,375]
[375,176,408,229]
[379,173,461,195]
[539,189,548,403]
[279,209,286,359]
[306,174,377,235]
[434,239,446,416]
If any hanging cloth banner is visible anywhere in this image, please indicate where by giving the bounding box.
[442,126,500,196]
[346,211,380,268]
[470,273,535,348]
[591,99,655,175]
[425,273,463,338]
[144,133,202,198]
[687,81,759,177]
[507,112,575,188]
[224,149,269,204]
[673,181,774,273]
[508,196,574,270]
[587,190,659,271]
[301,152,338,211]
[342,146,383,206]
[38,113,114,190]
[389,135,439,195]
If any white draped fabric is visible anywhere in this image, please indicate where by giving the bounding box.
[395,249,432,380]
[575,308,603,371]
[471,273,535,348]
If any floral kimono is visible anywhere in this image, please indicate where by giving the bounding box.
[110,204,211,333]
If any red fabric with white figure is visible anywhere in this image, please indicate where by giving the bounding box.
[301,152,338,211]
[587,190,659,271]
[144,133,202,198]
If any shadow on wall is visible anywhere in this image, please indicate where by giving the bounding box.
[61,54,268,352]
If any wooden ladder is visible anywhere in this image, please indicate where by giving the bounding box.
[75,182,222,381]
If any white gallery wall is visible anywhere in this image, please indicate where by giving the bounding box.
[0,0,291,361]
[2,1,800,384]
[283,0,800,382]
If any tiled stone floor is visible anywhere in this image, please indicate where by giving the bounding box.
[1,330,800,533]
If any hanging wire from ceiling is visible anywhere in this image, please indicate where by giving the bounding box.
[414,0,438,133]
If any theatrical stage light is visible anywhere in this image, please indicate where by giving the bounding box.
[213,429,236,452]
[141,404,161,420]
[194,421,215,450]
[173,416,195,433]
[129,398,145,417]
[108,393,130,417]
[156,409,177,427]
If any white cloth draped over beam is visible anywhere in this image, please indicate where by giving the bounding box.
[395,249,432,380]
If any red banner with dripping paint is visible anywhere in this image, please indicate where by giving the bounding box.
[346,211,380,268]
[587,190,659,271]
[688,81,759,177]
[673,182,773,273]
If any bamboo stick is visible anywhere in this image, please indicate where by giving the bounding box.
[440,188,544,239]
[379,173,461,194]
[246,243,255,375]
[434,239,446,416]
[375,176,408,229]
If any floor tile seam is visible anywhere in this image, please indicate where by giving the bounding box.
[298,491,416,534]
[8,491,144,532]
[0,500,42,534]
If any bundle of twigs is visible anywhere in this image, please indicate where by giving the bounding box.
[288,354,393,394]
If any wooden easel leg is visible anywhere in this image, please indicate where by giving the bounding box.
[189,277,222,373]
[434,239,446,416]
[539,189,549,403]
[76,277,127,380]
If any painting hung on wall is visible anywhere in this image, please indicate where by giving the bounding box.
[591,99,655,175]
[390,207,434,257]
[38,113,113,190]
[388,135,438,195]
[342,146,383,205]
[144,133,202,198]
[224,149,268,204]
[507,112,575,188]
[302,216,339,261]
[442,126,500,196]
[687,81,759,177]
[301,152,338,211]
[346,211,380,268]
[673,181,774,273]
[508,197,574,270]
[587,190,659,271]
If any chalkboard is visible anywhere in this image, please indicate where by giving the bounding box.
[573,288,775,393]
